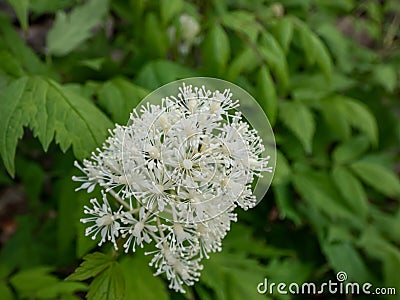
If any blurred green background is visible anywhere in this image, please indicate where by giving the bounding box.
[0,0,399,299]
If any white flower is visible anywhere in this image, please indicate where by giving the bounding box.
[80,192,123,250]
[74,81,273,293]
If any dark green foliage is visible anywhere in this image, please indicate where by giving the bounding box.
[0,0,399,299]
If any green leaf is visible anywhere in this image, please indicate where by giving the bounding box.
[144,13,168,58]
[350,160,400,198]
[226,47,258,80]
[273,184,302,224]
[202,24,230,75]
[296,22,333,79]
[320,97,351,141]
[279,101,315,153]
[342,97,378,146]
[259,32,290,89]
[120,256,168,300]
[0,50,25,77]
[47,0,109,56]
[323,242,371,283]
[272,17,293,53]
[0,283,14,300]
[135,60,196,90]
[87,262,125,300]
[201,253,267,300]
[332,136,369,163]
[221,10,262,43]
[331,166,368,218]
[36,282,88,299]
[373,64,397,92]
[160,0,183,24]
[67,252,114,281]
[10,266,58,298]
[29,0,75,13]
[256,66,277,126]
[272,150,291,186]
[0,76,112,176]
[98,78,148,124]
[292,170,355,220]
[7,0,29,30]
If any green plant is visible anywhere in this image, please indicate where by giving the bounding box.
[0,0,399,299]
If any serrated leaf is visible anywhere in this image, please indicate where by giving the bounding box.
[202,24,230,75]
[0,76,112,177]
[350,160,400,198]
[120,256,168,300]
[67,252,114,281]
[160,0,183,24]
[256,66,277,126]
[279,101,315,153]
[332,135,370,163]
[331,166,368,218]
[98,78,149,124]
[87,262,125,300]
[7,0,29,30]
[47,0,109,56]
[342,97,378,146]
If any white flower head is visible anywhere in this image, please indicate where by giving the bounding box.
[74,78,276,293]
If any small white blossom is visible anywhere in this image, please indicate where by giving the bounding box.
[74,82,274,293]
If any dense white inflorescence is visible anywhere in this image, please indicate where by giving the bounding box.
[73,83,273,293]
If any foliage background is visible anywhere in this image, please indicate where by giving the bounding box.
[0,0,399,299]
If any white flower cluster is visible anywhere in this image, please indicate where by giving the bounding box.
[73,83,273,293]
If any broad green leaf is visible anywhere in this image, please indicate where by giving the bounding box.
[0,50,25,77]
[144,13,168,58]
[79,57,106,71]
[350,160,400,198]
[120,256,168,300]
[342,97,378,146]
[87,262,125,300]
[256,66,277,125]
[0,283,14,300]
[29,0,75,13]
[226,47,258,80]
[323,242,371,283]
[0,76,112,176]
[292,170,356,221]
[296,22,333,79]
[373,64,397,92]
[47,0,109,56]
[67,252,114,281]
[0,16,50,76]
[10,266,58,298]
[135,60,196,90]
[272,17,293,53]
[332,136,369,163]
[7,0,29,30]
[202,24,230,75]
[160,0,183,24]
[259,32,289,89]
[358,227,400,287]
[36,282,88,299]
[272,150,291,186]
[331,166,368,218]
[273,184,302,224]
[201,253,267,300]
[279,101,315,153]
[371,208,400,244]
[221,10,262,43]
[98,78,149,124]
[320,97,351,141]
